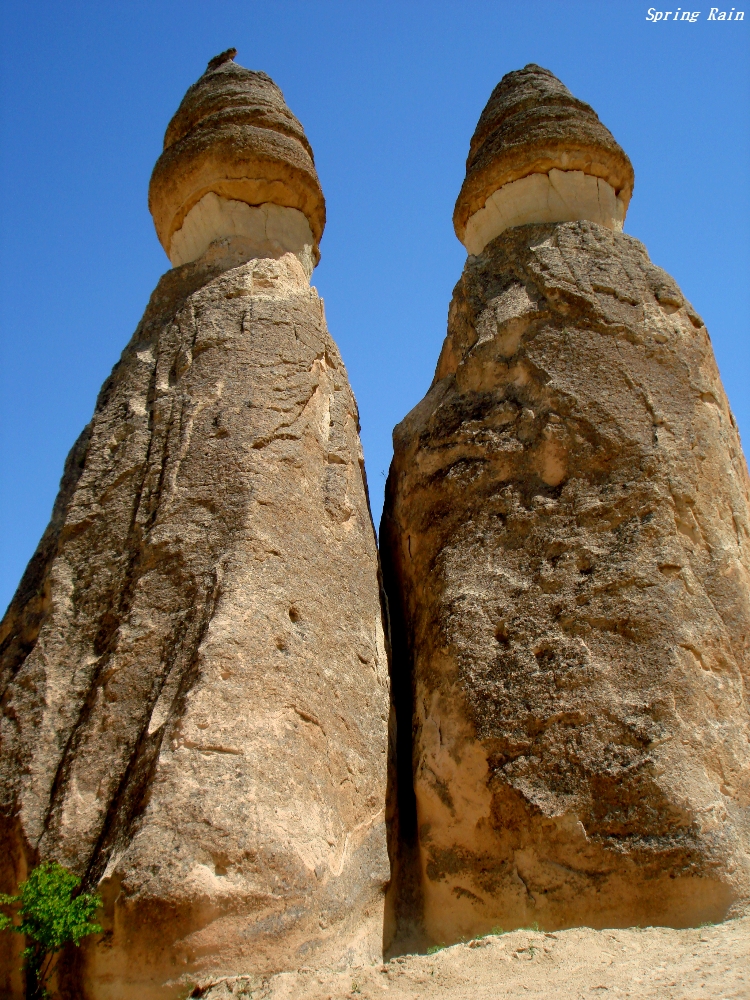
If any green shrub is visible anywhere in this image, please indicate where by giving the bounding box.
[0,861,102,1000]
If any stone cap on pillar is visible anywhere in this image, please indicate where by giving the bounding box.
[453,64,635,255]
[149,49,326,270]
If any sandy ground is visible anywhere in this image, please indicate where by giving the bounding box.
[201,917,750,999]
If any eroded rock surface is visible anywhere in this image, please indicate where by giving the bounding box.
[0,245,389,999]
[198,916,750,999]
[381,220,750,948]
[0,57,388,1000]
[454,65,634,255]
[149,52,325,269]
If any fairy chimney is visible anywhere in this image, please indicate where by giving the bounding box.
[149,51,325,273]
[0,53,388,998]
[454,64,634,255]
[381,64,750,952]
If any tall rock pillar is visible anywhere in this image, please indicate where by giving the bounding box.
[0,52,389,998]
[381,64,750,949]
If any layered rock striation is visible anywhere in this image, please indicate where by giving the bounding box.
[149,49,325,273]
[454,64,634,256]
[0,54,389,999]
[382,67,750,951]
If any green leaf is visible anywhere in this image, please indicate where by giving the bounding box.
[2,861,102,997]
[15,862,102,953]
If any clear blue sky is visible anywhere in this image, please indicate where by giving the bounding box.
[1,0,748,614]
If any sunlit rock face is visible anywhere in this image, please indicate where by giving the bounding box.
[149,51,325,269]
[381,66,750,954]
[463,168,626,256]
[169,193,315,274]
[454,64,633,255]
[0,52,388,1000]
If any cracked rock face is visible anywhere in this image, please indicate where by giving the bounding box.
[381,219,750,948]
[0,73,387,999]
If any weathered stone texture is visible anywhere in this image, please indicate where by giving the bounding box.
[454,64,634,249]
[453,63,634,254]
[0,245,389,997]
[381,220,750,948]
[149,57,325,265]
[200,916,750,1000]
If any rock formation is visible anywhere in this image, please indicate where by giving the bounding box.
[453,65,633,256]
[381,64,750,951]
[149,51,325,274]
[0,53,389,999]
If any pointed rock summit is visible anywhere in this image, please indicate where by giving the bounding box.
[454,64,634,255]
[1,55,388,998]
[382,65,750,951]
[149,51,325,271]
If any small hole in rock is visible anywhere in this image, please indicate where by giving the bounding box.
[495,623,510,646]
[535,648,556,668]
